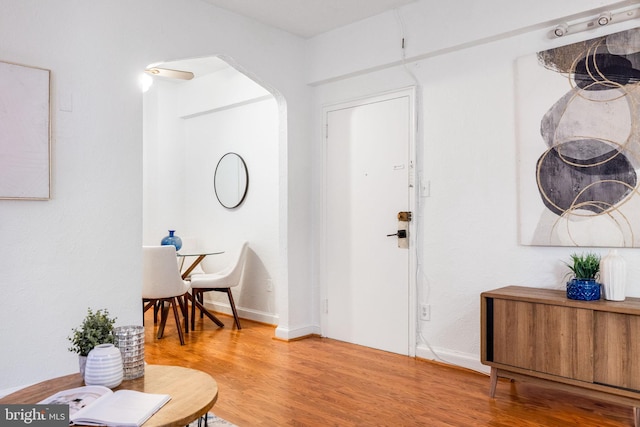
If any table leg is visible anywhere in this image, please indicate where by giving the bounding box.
[182,255,207,279]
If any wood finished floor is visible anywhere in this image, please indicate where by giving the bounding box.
[143,309,634,426]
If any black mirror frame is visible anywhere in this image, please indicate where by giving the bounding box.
[214,152,249,209]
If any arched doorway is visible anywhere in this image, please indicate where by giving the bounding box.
[142,55,282,328]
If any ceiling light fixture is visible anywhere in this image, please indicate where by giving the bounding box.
[553,23,569,37]
[144,67,194,80]
[140,73,153,93]
[550,7,639,38]
[597,12,612,26]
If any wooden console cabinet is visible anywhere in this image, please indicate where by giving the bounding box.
[481,286,640,426]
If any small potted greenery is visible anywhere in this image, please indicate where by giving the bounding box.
[564,252,601,301]
[68,308,116,376]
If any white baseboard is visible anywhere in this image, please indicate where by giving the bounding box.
[416,344,490,375]
[274,324,321,340]
[202,301,320,340]
[203,301,279,326]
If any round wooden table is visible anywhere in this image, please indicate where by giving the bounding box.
[0,365,218,427]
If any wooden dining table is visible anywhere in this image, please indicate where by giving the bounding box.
[177,250,224,280]
[0,364,218,427]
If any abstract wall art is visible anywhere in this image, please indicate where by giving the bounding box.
[0,60,50,200]
[517,28,640,247]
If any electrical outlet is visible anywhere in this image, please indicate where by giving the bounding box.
[266,279,273,292]
[420,304,431,321]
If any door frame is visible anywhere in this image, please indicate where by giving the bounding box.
[320,87,417,356]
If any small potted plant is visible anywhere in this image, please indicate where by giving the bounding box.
[564,252,601,301]
[68,308,117,376]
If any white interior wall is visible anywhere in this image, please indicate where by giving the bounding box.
[143,81,186,238]
[184,100,279,320]
[0,0,310,391]
[184,88,279,320]
[311,0,640,372]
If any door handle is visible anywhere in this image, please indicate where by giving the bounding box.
[387,230,407,238]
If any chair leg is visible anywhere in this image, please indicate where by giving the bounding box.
[143,299,154,312]
[190,290,198,330]
[157,300,170,339]
[199,292,204,319]
[142,299,163,326]
[177,293,188,335]
[144,298,186,345]
[226,288,242,329]
[142,299,156,326]
[171,297,185,345]
[183,294,189,334]
[153,301,160,324]
[191,289,225,329]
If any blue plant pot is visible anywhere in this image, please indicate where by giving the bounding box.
[566,279,601,301]
[161,230,182,251]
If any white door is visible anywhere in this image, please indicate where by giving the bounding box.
[323,89,415,356]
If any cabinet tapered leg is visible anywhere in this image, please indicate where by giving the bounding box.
[489,367,498,398]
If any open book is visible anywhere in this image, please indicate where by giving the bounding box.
[38,385,171,426]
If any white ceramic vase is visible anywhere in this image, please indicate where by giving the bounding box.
[599,249,626,301]
[84,343,123,388]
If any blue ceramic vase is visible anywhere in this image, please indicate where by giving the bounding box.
[161,230,182,251]
[566,278,601,301]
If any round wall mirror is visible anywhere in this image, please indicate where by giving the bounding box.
[214,152,248,209]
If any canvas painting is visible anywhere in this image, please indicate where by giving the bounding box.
[0,60,50,200]
[517,28,640,247]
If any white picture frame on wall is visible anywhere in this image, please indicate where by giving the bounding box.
[0,60,51,200]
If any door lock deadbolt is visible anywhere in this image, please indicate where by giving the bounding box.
[387,230,407,238]
[398,211,412,222]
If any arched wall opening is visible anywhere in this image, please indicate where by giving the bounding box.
[142,55,283,327]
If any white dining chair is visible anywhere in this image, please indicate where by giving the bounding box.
[189,241,248,330]
[142,245,190,345]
